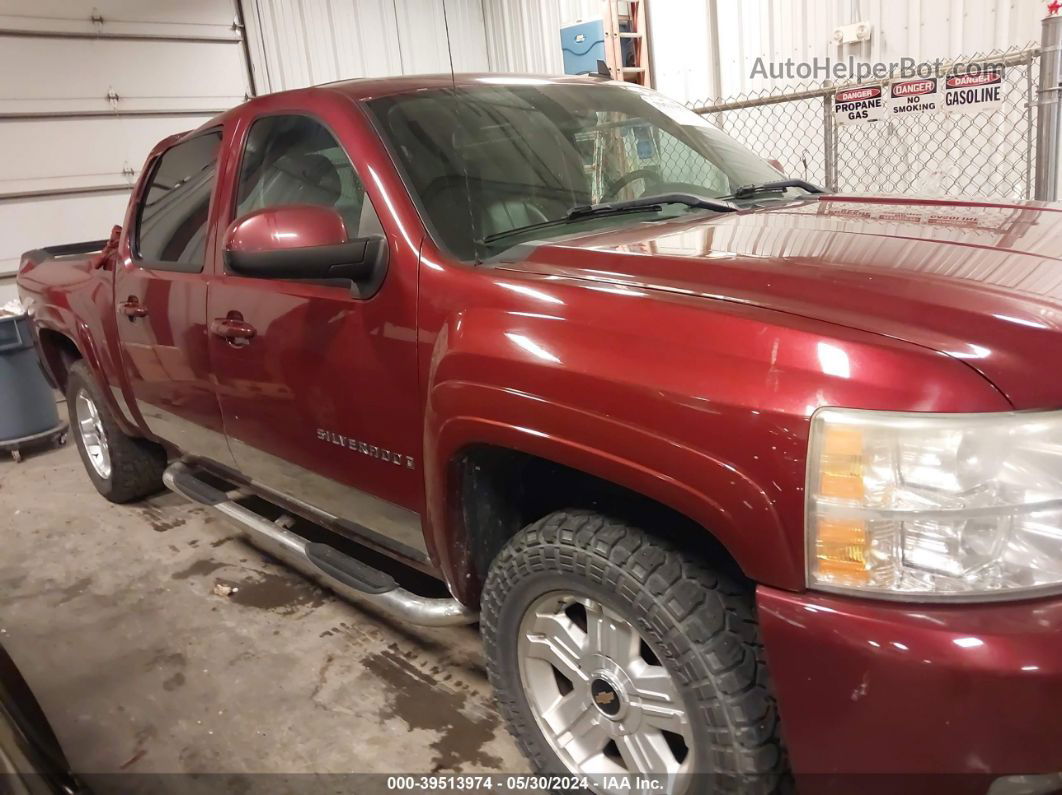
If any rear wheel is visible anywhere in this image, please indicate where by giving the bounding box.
[67,361,166,503]
[482,510,786,794]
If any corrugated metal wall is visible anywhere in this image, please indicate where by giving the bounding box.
[482,0,600,73]
[242,0,490,92]
[242,0,602,91]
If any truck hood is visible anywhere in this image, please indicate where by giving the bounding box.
[503,195,1062,410]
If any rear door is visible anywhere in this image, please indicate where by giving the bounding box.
[206,112,425,561]
[114,130,234,465]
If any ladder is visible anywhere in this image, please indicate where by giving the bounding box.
[603,0,651,87]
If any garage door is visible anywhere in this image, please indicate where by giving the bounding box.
[0,0,253,304]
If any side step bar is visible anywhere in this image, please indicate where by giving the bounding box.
[162,462,478,627]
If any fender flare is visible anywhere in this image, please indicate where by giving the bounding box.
[35,314,142,437]
[423,383,799,605]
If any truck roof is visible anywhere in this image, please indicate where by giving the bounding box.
[183,72,608,142]
[311,72,607,101]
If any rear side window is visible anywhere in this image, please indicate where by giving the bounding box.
[136,131,222,270]
[234,115,381,239]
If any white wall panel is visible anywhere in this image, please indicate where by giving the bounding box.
[0,0,248,302]
[0,0,240,38]
[0,191,132,277]
[482,0,602,74]
[243,0,400,90]
[245,0,606,93]
[648,0,715,104]
[1,115,216,196]
[243,0,489,93]
[0,37,248,115]
[0,0,250,116]
[395,0,489,73]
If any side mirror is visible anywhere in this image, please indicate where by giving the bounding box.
[223,204,384,282]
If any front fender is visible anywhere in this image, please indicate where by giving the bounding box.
[427,396,790,603]
[422,306,796,604]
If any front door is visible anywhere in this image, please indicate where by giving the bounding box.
[114,129,233,465]
[206,113,425,559]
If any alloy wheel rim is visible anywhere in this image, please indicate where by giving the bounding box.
[75,389,111,479]
[517,592,692,793]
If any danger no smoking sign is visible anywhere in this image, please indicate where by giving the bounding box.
[833,68,1004,125]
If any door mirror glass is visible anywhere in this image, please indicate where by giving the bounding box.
[223,204,381,281]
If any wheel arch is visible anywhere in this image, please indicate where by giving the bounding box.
[36,327,82,392]
[446,441,752,606]
[35,315,143,438]
[425,404,799,606]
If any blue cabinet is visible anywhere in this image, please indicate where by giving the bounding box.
[560,19,605,75]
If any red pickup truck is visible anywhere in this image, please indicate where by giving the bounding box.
[16,73,1062,793]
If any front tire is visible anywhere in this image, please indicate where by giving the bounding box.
[482,510,785,794]
[67,360,166,503]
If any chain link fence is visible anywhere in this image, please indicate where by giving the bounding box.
[687,45,1040,200]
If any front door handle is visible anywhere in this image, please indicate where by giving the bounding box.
[119,297,148,319]
[210,314,256,346]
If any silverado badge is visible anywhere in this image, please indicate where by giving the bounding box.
[316,428,414,469]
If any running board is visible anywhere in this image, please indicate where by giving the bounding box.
[162,462,477,627]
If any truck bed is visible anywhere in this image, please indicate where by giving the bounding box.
[21,239,108,269]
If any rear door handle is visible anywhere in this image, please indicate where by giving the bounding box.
[119,298,148,318]
[210,314,256,346]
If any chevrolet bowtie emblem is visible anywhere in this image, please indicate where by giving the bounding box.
[594,691,616,705]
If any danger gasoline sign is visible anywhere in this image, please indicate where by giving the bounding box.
[889,77,940,115]
[833,84,886,124]
[942,68,1004,114]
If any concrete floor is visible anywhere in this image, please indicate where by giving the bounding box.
[0,430,527,785]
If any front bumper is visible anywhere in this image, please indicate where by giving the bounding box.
[757,586,1062,790]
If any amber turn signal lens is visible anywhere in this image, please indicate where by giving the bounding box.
[822,426,862,457]
[818,426,865,501]
[815,518,870,585]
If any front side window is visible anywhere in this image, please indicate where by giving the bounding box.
[366,81,791,260]
[136,131,221,269]
[234,114,380,240]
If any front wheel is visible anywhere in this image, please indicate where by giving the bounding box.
[481,510,785,794]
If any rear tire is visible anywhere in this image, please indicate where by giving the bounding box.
[481,509,786,794]
[66,360,166,503]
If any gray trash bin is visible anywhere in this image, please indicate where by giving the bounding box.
[0,314,61,444]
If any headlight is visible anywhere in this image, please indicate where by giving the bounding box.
[806,407,1062,600]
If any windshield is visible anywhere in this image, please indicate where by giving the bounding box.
[365,79,788,260]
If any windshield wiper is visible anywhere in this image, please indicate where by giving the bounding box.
[480,193,736,246]
[480,206,653,245]
[566,192,738,220]
[721,178,827,201]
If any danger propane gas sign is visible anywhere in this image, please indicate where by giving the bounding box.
[889,77,940,115]
[833,85,886,125]
[943,68,1004,114]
